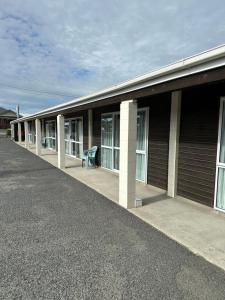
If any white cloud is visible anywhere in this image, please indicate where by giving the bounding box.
[0,0,225,114]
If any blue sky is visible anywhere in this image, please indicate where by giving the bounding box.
[0,0,225,115]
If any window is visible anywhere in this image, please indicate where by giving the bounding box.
[64,118,83,158]
[215,99,225,211]
[101,108,148,182]
[45,120,56,150]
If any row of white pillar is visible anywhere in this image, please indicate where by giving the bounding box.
[12,92,181,209]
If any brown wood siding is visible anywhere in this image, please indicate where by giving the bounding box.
[92,98,171,189]
[177,84,221,206]
[139,94,171,189]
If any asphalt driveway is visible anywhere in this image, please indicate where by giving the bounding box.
[1,137,225,299]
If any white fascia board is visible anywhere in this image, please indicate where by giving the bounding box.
[11,44,225,124]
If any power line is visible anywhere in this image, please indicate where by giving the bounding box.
[0,82,80,98]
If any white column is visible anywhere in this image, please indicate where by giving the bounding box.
[18,122,22,143]
[35,118,41,155]
[167,90,181,197]
[57,114,65,169]
[119,100,137,209]
[11,123,14,140]
[88,109,93,149]
[24,121,29,148]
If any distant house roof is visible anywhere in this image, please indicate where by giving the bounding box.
[0,107,18,119]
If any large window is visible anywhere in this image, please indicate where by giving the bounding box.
[101,109,148,182]
[64,118,83,158]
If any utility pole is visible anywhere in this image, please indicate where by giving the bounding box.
[16,105,20,119]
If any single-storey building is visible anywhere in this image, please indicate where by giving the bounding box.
[11,45,225,213]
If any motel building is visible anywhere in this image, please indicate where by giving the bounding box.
[11,45,225,213]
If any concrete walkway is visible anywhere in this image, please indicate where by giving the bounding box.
[24,143,162,203]
[23,141,225,272]
[1,138,225,299]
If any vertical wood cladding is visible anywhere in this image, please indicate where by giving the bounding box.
[177,84,222,206]
[139,94,171,189]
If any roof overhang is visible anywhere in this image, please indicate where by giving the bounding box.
[11,44,225,124]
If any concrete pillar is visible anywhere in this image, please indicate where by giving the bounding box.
[18,122,22,143]
[88,109,93,149]
[35,119,41,155]
[119,100,137,209]
[57,114,65,169]
[167,90,182,197]
[11,123,14,140]
[24,121,29,148]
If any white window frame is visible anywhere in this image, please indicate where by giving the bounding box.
[64,117,83,159]
[136,107,149,183]
[28,122,33,144]
[214,96,225,212]
[101,112,120,172]
[45,120,56,151]
[101,107,149,183]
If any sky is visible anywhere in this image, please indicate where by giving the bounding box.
[0,0,225,115]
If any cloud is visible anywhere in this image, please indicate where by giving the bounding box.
[0,0,225,114]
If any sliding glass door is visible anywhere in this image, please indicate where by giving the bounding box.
[113,114,120,170]
[136,110,148,181]
[101,113,119,171]
[215,98,225,211]
[64,118,83,158]
[28,122,34,143]
[46,120,56,150]
[101,109,148,182]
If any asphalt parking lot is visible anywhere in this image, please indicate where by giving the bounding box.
[1,137,225,300]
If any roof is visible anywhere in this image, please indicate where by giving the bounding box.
[0,107,17,118]
[12,44,225,123]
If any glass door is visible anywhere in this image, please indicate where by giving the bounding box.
[215,99,225,211]
[46,120,56,150]
[64,118,83,158]
[71,118,83,158]
[136,110,148,182]
[101,109,148,182]
[113,114,120,170]
[28,122,33,143]
[64,120,70,154]
[101,114,113,169]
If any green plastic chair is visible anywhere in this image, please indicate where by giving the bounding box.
[82,146,98,168]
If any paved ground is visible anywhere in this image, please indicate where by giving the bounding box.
[1,138,225,300]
